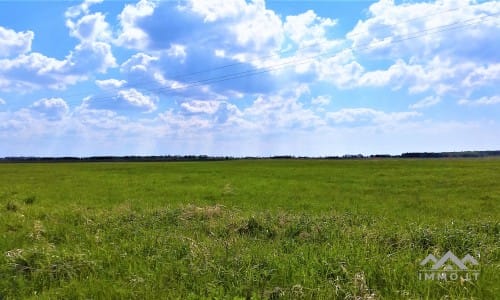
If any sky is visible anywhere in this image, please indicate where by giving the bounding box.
[0,0,499,157]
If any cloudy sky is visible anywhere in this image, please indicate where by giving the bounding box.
[0,0,498,157]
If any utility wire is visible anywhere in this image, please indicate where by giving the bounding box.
[78,13,496,105]
[54,4,483,102]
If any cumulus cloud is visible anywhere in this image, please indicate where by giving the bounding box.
[69,42,116,73]
[120,52,189,94]
[120,52,158,74]
[462,63,500,88]
[167,0,285,59]
[118,89,157,111]
[347,0,500,61]
[328,0,500,98]
[244,94,325,130]
[223,0,284,57]
[181,100,222,115]
[96,78,127,90]
[284,10,338,51]
[82,88,157,112]
[353,55,495,97]
[66,12,112,43]
[327,108,420,124]
[30,98,69,120]
[179,99,243,125]
[156,85,325,134]
[410,95,441,109]
[0,0,117,93]
[116,0,156,49]
[458,95,500,106]
[64,0,116,72]
[317,49,364,88]
[0,0,117,92]
[311,95,331,106]
[357,59,414,88]
[0,53,70,90]
[113,0,285,98]
[0,26,34,58]
[0,41,116,91]
[65,0,104,19]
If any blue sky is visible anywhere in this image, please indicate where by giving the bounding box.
[0,0,499,157]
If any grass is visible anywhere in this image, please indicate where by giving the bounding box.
[0,158,499,299]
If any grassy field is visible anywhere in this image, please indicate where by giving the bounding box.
[0,159,499,299]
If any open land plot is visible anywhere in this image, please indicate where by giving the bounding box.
[0,158,499,299]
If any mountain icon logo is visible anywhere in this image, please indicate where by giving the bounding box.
[420,251,479,271]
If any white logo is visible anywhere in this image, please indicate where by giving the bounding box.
[419,251,480,281]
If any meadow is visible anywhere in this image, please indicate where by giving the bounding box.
[0,158,499,299]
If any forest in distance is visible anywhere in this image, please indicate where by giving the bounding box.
[2,150,500,163]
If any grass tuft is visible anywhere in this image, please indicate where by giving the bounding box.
[23,195,36,205]
[5,200,18,212]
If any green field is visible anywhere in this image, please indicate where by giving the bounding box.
[1,159,499,299]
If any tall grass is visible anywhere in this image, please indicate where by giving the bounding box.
[0,159,499,298]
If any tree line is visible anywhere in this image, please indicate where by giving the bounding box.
[1,151,499,162]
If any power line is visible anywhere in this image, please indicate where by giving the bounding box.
[79,13,496,105]
[54,4,483,102]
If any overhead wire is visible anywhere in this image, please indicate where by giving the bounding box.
[75,13,497,105]
[52,4,486,103]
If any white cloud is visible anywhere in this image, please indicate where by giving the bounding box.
[63,0,116,83]
[317,49,364,88]
[112,0,350,97]
[284,10,338,51]
[65,0,104,19]
[354,56,494,97]
[178,99,243,126]
[96,78,126,90]
[181,100,221,114]
[187,0,246,22]
[327,108,420,124]
[347,0,500,61]
[116,0,283,62]
[82,88,157,112]
[166,44,187,60]
[410,95,441,109]
[2,107,499,157]
[30,98,69,120]
[121,52,158,74]
[73,107,129,130]
[158,109,213,133]
[118,89,157,112]
[67,12,112,43]
[69,41,116,73]
[357,59,415,88]
[228,0,284,57]
[244,93,325,130]
[0,3,117,93]
[0,98,5,105]
[311,95,330,106]
[0,41,116,91]
[183,0,284,57]
[0,26,34,58]
[458,95,500,106]
[0,53,70,90]
[462,63,500,88]
[120,52,184,91]
[333,0,500,98]
[116,0,156,49]
[155,86,326,133]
